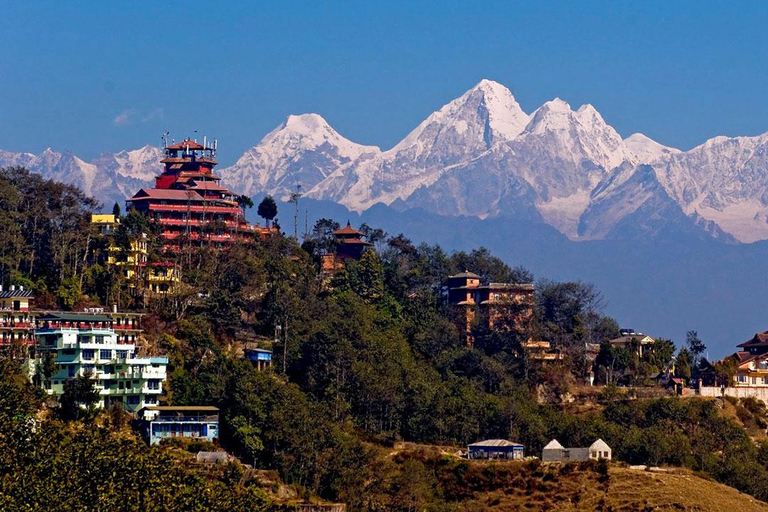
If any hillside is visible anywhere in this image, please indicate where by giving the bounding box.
[379,445,768,511]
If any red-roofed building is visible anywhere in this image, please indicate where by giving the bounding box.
[320,222,373,275]
[127,137,274,249]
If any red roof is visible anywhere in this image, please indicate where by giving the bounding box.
[737,332,768,348]
[339,238,372,246]
[333,223,365,236]
[166,140,205,150]
[127,188,204,201]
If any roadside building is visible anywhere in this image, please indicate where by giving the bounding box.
[139,405,220,445]
[30,312,167,412]
[542,439,611,462]
[467,439,525,460]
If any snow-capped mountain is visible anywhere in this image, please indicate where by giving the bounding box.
[220,113,380,200]
[0,146,160,207]
[6,78,768,243]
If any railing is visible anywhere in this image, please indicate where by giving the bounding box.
[152,415,219,423]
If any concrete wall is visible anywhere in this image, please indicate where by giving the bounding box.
[699,386,768,403]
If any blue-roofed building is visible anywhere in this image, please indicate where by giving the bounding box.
[245,348,272,371]
[467,439,525,460]
[139,406,220,445]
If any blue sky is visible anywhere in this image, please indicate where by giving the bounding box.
[2,1,768,164]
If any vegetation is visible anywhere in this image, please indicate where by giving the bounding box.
[2,168,768,510]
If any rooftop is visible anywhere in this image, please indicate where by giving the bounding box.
[37,312,111,323]
[0,288,33,299]
[737,331,768,348]
[467,439,524,448]
[146,405,220,412]
[333,222,365,236]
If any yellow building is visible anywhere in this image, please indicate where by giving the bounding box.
[91,214,179,295]
[0,285,35,347]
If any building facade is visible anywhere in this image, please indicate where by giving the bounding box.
[321,223,373,275]
[127,138,271,250]
[0,285,35,348]
[447,271,534,346]
[467,439,525,460]
[31,312,167,412]
[139,406,219,445]
[542,439,612,462]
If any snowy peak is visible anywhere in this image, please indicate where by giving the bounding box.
[219,113,380,199]
[625,133,681,164]
[392,79,529,154]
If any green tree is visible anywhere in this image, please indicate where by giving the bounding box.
[257,196,278,227]
[59,373,99,421]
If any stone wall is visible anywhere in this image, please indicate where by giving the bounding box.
[699,386,768,403]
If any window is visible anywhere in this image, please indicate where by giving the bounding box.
[753,377,758,385]
[79,336,91,344]
[100,349,112,360]
[145,396,157,404]
[126,396,139,405]
[81,349,94,360]
[95,335,105,344]
[82,364,95,372]
[148,380,160,390]
[116,350,127,359]
[738,374,747,383]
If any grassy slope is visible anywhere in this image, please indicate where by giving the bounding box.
[452,465,768,512]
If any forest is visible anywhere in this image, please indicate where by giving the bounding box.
[1,166,767,511]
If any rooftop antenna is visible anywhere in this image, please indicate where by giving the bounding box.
[213,138,217,157]
[161,131,170,150]
[289,182,303,239]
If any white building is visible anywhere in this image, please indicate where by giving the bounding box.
[542,438,612,462]
[31,313,167,413]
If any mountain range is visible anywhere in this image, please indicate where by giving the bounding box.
[4,79,768,243]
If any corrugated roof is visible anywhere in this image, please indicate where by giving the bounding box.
[467,439,524,448]
[146,405,219,412]
[0,289,34,299]
[37,313,111,323]
[449,271,481,279]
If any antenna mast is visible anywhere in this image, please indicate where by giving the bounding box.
[289,183,303,239]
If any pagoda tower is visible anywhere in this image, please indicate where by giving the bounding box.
[127,137,262,249]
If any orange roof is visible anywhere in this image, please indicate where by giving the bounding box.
[333,222,364,236]
[167,140,205,150]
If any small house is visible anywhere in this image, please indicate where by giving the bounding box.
[467,439,525,460]
[245,348,273,371]
[541,438,611,462]
[139,405,220,445]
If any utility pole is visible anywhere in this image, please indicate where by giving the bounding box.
[289,183,302,240]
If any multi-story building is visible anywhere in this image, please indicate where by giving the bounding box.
[126,138,272,250]
[0,285,35,348]
[447,271,534,346]
[609,329,656,357]
[31,312,167,412]
[139,406,220,445]
[91,214,181,295]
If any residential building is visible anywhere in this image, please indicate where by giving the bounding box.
[521,340,564,361]
[467,439,525,460]
[447,271,534,346]
[541,439,612,462]
[30,312,167,413]
[609,329,656,357]
[91,214,181,295]
[138,406,220,445]
[126,138,273,250]
[0,285,35,348]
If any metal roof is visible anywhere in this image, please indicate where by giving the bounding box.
[467,439,524,448]
[0,289,34,299]
[37,312,111,323]
[146,405,219,412]
[543,439,564,450]
[448,271,481,279]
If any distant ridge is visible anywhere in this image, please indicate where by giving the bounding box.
[4,79,768,242]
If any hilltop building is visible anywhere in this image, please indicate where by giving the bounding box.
[541,439,612,462]
[138,406,219,445]
[0,285,35,349]
[447,271,534,346]
[321,222,373,275]
[609,329,656,357]
[30,312,167,412]
[126,137,273,250]
[245,348,273,372]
